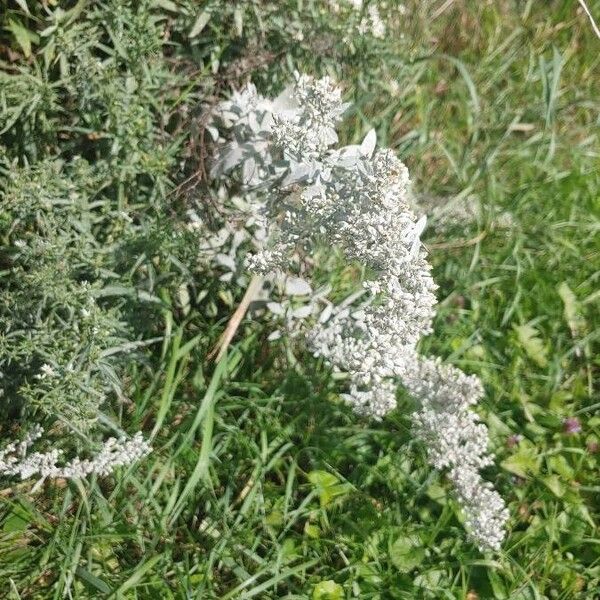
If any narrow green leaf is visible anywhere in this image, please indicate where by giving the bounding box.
[75,566,112,595]
[7,18,38,58]
[169,354,228,522]
[152,0,179,11]
[189,11,210,38]
[114,555,161,595]
[14,0,30,15]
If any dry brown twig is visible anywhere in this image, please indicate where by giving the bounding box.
[208,275,264,362]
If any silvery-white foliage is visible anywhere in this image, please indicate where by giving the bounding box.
[264,279,333,341]
[210,73,508,551]
[0,426,150,481]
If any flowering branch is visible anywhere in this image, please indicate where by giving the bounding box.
[0,426,150,482]
[209,73,508,551]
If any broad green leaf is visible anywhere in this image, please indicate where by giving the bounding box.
[281,538,298,560]
[487,411,513,436]
[514,323,548,367]
[425,482,446,502]
[265,511,283,527]
[547,454,574,479]
[541,474,565,498]
[307,470,352,507]
[487,569,509,598]
[414,569,444,589]
[320,483,352,506]
[312,580,343,600]
[389,535,425,572]
[500,444,540,478]
[307,470,339,488]
[304,522,320,539]
[575,503,596,528]
[2,512,29,533]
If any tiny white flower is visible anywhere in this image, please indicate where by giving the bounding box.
[36,363,57,380]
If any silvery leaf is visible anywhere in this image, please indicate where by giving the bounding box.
[248,111,261,133]
[407,215,427,259]
[267,301,285,315]
[285,277,312,296]
[332,145,361,167]
[336,307,350,320]
[242,157,257,184]
[339,101,352,116]
[319,303,333,323]
[215,253,236,270]
[282,163,311,186]
[323,127,338,146]
[189,10,210,38]
[206,125,219,142]
[313,284,332,299]
[177,284,191,316]
[339,289,367,308]
[293,305,313,319]
[272,85,298,115]
[360,128,377,157]
[232,229,247,251]
[221,144,244,172]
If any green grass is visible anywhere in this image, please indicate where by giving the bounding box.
[1,1,599,598]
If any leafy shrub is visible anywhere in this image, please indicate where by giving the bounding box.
[0,0,421,480]
[0,0,203,474]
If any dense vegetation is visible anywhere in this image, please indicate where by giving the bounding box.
[0,0,598,597]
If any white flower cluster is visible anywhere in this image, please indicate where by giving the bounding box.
[0,426,150,481]
[210,74,508,551]
[327,0,386,39]
[357,4,386,39]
